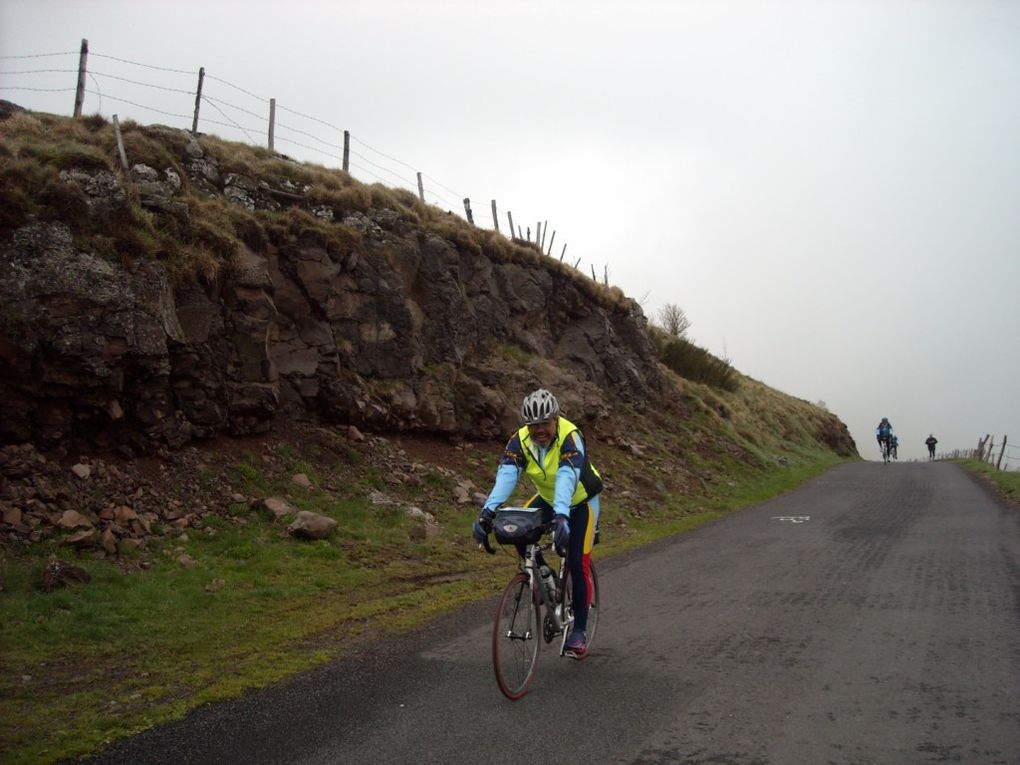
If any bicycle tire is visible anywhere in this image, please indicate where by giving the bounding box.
[492,573,540,700]
[560,560,600,652]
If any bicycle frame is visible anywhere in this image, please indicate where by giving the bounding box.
[483,527,571,644]
[521,540,571,638]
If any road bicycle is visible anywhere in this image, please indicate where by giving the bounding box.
[880,438,892,463]
[480,507,600,700]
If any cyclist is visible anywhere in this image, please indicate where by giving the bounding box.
[472,388,603,660]
[890,434,899,460]
[926,434,938,460]
[875,417,894,460]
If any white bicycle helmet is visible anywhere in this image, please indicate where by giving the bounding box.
[520,388,560,425]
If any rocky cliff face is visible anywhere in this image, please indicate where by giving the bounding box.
[0,119,661,453]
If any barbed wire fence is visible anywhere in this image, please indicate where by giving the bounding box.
[0,39,597,276]
[941,434,1017,471]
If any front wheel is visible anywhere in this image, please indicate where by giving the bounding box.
[492,573,540,700]
[560,560,600,653]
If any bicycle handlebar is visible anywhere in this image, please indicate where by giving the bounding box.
[480,520,559,556]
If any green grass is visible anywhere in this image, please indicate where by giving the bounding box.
[0,505,470,764]
[0,445,847,765]
[953,458,1020,504]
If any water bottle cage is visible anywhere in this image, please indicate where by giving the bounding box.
[539,566,558,602]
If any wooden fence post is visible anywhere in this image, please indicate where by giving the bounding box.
[541,220,548,250]
[268,98,276,151]
[416,172,424,202]
[491,200,499,233]
[987,437,996,465]
[560,243,567,261]
[508,211,515,239]
[977,434,989,461]
[342,130,350,172]
[463,198,474,225]
[526,226,531,242]
[192,67,205,135]
[112,115,129,172]
[518,225,523,239]
[547,230,556,256]
[997,435,1008,470]
[73,39,89,117]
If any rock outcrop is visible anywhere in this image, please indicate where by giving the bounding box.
[0,122,662,453]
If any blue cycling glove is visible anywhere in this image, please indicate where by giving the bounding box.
[472,507,495,545]
[553,515,570,554]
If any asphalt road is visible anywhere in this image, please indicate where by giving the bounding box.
[78,461,1020,765]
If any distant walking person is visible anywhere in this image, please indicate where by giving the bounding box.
[926,434,938,460]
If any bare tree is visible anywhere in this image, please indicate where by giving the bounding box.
[658,303,691,337]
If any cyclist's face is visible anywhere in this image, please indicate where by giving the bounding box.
[527,418,557,447]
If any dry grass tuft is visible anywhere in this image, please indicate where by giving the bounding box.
[230,207,270,253]
[0,110,47,137]
[0,158,58,232]
[388,187,428,219]
[20,140,111,172]
[426,213,483,255]
[162,240,229,285]
[306,182,372,216]
[120,126,183,172]
[264,206,361,257]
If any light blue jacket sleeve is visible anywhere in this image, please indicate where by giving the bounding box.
[483,463,520,512]
[552,433,585,517]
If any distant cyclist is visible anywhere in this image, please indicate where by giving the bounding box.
[875,417,894,461]
[472,388,603,660]
[890,434,899,460]
[925,434,938,460]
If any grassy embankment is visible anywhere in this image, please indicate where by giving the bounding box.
[0,374,852,764]
[953,458,1020,505]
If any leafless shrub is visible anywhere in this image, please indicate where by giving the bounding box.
[658,303,691,338]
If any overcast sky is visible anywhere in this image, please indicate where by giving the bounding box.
[2,0,1018,464]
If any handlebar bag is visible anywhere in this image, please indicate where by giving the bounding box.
[493,507,546,545]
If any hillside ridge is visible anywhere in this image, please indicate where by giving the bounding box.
[0,103,860,764]
[1,101,669,454]
[0,102,859,556]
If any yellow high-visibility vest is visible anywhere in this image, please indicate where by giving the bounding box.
[516,416,602,508]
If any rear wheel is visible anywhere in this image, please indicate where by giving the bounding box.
[492,573,540,700]
[560,560,600,653]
